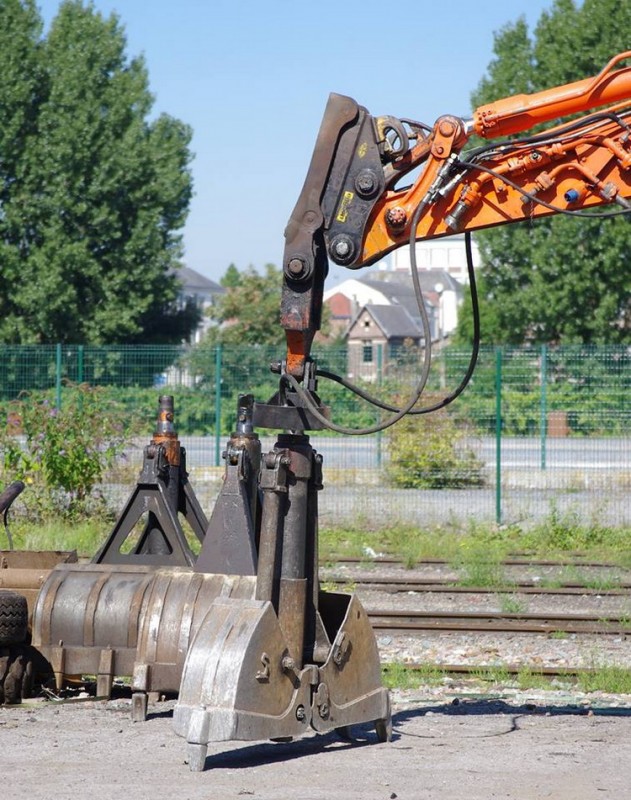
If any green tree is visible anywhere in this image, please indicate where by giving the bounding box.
[459,0,631,345]
[220,263,242,289]
[206,263,284,346]
[0,0,196,344]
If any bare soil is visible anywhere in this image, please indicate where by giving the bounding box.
[3,689,631,799]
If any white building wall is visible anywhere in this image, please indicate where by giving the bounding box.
[390,234,480,283]
[323,278,391,317]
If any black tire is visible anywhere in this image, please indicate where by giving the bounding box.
[0,645,35,704]
[0,590,28,645]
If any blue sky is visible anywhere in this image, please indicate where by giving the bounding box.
[37,0,555,284]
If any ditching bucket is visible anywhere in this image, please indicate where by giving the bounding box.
[173,590,390,771]
[31,563,256,709]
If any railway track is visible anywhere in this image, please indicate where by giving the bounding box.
[326,555,628,569]
[325,575,631,595]
[366,608,631,636]
[382,662,611,680]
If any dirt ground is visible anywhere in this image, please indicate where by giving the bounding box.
[3,689,631,799]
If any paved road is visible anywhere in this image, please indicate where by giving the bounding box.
[117,435,631,527]
[179,435,631,472]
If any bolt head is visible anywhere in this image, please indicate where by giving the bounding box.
[329,235,356,265]
[288,258,305,275]
[385,206,407,229]
[284,256,313,282]
[355,169,378,198]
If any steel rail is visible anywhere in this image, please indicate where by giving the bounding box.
[326,555,628,569]
[324,576,631,596]
[367,609,631,636]
[383,662,614,679]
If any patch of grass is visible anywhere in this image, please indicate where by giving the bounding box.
[9,516,110,557]
[320,511,631,576]
[581,573,623,592]
[515,667,554,691]
[469,665,512,686]
[499,594,528,614]
[381,661,631,696]
[381,662,444,690]
[577,664,631,694]
[320,579,356,594]
[520,503,627,557]
[453,541,508,588]
[319,520,384,561]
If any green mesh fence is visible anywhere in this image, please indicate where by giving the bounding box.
[1,343,629,527]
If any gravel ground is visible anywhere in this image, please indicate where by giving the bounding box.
[4,560,631,797]
[322,561,631,671]
[3,688,631,799]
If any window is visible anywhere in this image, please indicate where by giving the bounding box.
[362,341,374,363]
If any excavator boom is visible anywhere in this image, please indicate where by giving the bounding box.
[281,53,631,375]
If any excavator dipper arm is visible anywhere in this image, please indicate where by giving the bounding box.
[281,52,631,377]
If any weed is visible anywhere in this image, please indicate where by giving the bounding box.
[581,573,622,592]
[454,541,508,588]
[470,665,512,685]
[577,664,631,694]
[381,662,443,689]
[515,667,553,691]
[0,384,138,520]
[499,594,527,614]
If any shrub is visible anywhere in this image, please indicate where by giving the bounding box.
[385,401,486,489]
[0,384,137,518]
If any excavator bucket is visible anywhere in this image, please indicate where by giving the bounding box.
[173,591,390,770]
[172,416,390,770]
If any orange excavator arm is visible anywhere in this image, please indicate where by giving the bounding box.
[281,52,631,377]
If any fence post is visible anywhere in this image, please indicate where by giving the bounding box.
[55,343,62,410]
[540,344,547,470]
[376,343,383,469]
[214,344,223,467]
[77,344,84,384]
[495,347,502,525]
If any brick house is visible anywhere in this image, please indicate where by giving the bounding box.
[346,304,424,381]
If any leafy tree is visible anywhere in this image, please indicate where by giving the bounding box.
[459,0,631,345]
[220,263,242,289]
[0,0,196,345]
[205,263,284,347]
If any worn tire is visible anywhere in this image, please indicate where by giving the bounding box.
[0,590,28,645]
[0,645,35,704]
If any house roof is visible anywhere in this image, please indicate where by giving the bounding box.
[359,279,424,320]
[327,291,352,319]
[366,269,463,297]
[348,304,423,339]
[172,265,225,294]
